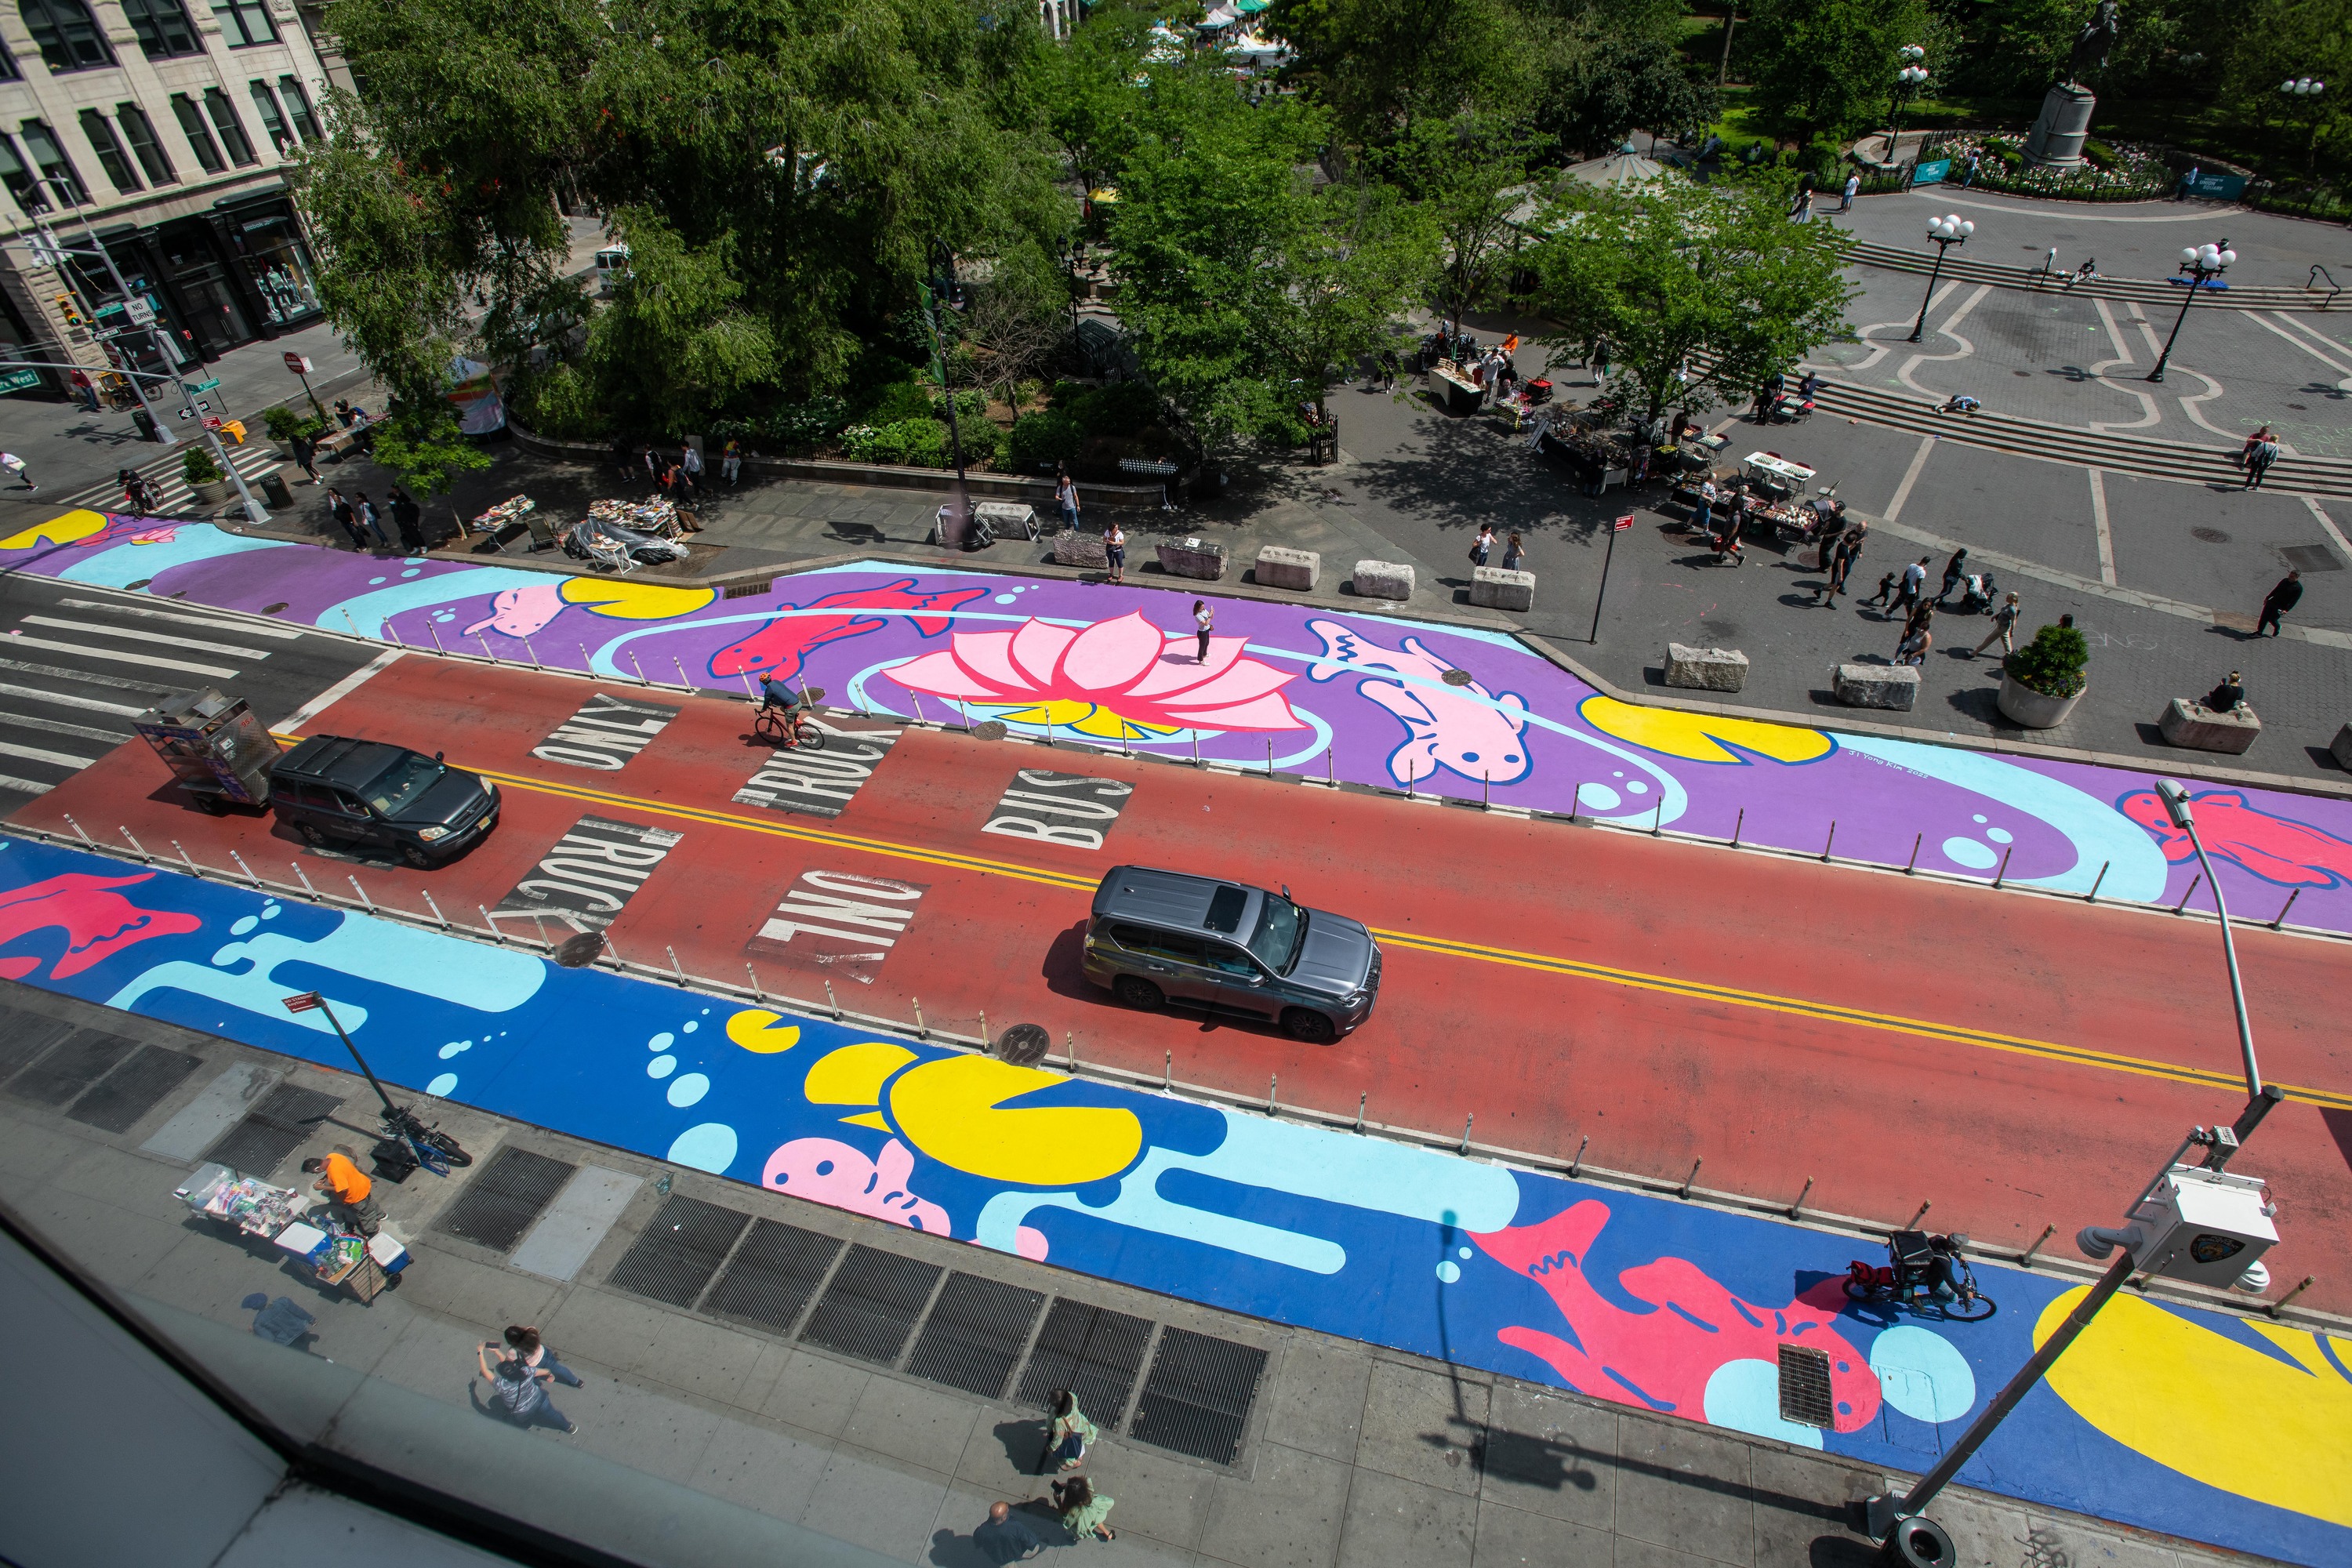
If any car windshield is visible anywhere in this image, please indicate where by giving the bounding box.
[361,752,443,816]
[1244,894,1305,974]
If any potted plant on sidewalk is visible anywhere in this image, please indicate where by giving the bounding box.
[181,445,226,507]
[1998,621,2089,728]
[261,404,324,460]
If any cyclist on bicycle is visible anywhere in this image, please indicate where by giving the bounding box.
[759,675,804,713]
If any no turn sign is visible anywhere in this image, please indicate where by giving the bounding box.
[282,352,311,374]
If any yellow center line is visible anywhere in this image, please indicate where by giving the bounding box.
[352,745,2352,1115]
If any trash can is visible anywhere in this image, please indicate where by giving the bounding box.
[260,470,293,508]
[132,408,161,442]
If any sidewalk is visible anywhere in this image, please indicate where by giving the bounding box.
[0,979,2252,1568]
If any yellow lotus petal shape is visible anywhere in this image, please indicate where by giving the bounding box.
[804,1041,918,1105]
[1577,695,1835,764]
[2038,1287,2352,1526]
[558,579,719,619]
[0,510,110,551]
[887,1055,1143,1188]
[725,1010,802,1054]
[839,1111,891,1131]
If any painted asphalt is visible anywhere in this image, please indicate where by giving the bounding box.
[0,833,2342,1563]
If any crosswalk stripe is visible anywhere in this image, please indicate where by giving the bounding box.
[56,597,305,640]
[19,615,274,660]
[0,737,99,768]
[64,442,284,512]
[0,656,181,694]
[0,707,129,743]
[0,674,152,712]
[0,773,54,795]
[0,633,236,677]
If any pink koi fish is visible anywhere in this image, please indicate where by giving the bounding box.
[0,870,204,981]
[2118,787,2352,889]
[1475,1199,1882,1431]
[712,579,987,682]
[1306,619,1532,789]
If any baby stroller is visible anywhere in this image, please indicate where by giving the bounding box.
[1954,571,2000,615]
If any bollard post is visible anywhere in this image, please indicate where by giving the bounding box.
[979,1011,989,1051]
[2019,1224,2056,1267]
[61,812,91,845]
[1192,730,1201,767]
[2172,873,2202,914]
[172,839,198,875]
[746,962,765,1003]
[630,650,652,685]
[479,906,504,943]
[387,626,405,649]
[477,633,500,665]
[1122,728,1130,757]
[289,861,317,896]
[1570,780,1583,820]
[1908,1200,1932,1228]
[419,889,451,928]
[601,931,622,968]
[1904,833,1922,874]
[1730,807,1742,847]
[912,693,927,727]
[1407,760,1416,800]
[1991,845,2013,888]
[1483,770,1490,810]
[2271,888,2302,929]
[913,996,927,1038]
[1820,820,1836,861]
[673,655,693,692]
[2084,861,2110,903]
[524,637,544,670]
[1066,1030,1078,1071]
[1354,1091,1366,1133]
[1789,1175,1814,1218]
[1653,797,1663,837]
[579,643,592,674]
[227,849,261,885]
[428,622,447,655]
[2266,1276,2316,1319]
[347,874,375,912]
[1570,1134,1588,1176]
[1680,1158,1702,1198]
[1459,1112,1474,1154]
[122,826,151,862]
[1266,739,1274,778]
[343,608,366,640]
[1268,1074,1278,1114]
[668,946,688,985]
[1327,746,1334,786]
[1164,1051,1173,1091]
[825,979,840,1019]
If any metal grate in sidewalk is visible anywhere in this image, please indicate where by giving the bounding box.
[605,1194,750,1308]
[1014,1299,1153,1428]
[904,1273,1045,1399]
[202,1082,341,1175]
[0,1011,78,1087]
[799,1244,942,1366]
[704,1218,843,1336]
[434,1146,577,1254]
[1778,1345,1835,1428]
[67,1044,202,1134]
[6,1029,136,1108]
[1130,1327,1267,1465]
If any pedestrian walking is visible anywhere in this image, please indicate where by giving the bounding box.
[644,445,662,486]
[1894,622,1933,666]
[1840,172,1859,212]
[289,428,319,485]
[1894,555,1930,618]
[1936,546,1969,604]
[975,1501,1046,1565]
[2239,425,2271,469]
[502,1325,584,1388]
[1501,531,1526,571]
[2257,570,2303,637]
[1192,598,1214,662]
[1862,569,1898,608]
[301,1151,383,1234]
[1052,1475,1116,1544]
[1690,478,1715,539]
[1054,468,1080,534]
[1973,592,2021,656]
[388,486,425,553]
[721,438,742,485]
[1379,349,1399,392]
[2244,436,2279,489]
[0,452,34,491]
[1044,1389,1098,1472]
[1103,521,1126,584]
[682,441,704,488]
[352,492,390,549]
[2178,165,2200,201]
[325,487,364,549]
[1469,524,1495,568]
[1590,336,1610,390]
[1962,152,1979,187]
[476,1341,579,1436]
[67,368,99,412]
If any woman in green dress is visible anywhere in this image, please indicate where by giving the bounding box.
[1047,1389,1098,1472]
[1055,1475,1116,1542]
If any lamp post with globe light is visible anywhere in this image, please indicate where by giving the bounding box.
[1885,47,1929,162]
[2148,239,2233,383]
[2280,76,2327,170]
[1907,213,1973,343]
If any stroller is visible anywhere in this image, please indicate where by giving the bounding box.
[1954,570,2001,615]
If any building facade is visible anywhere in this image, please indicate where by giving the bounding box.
[0,0,333,399]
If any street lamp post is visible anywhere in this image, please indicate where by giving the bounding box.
[2154,779,2270,1118]
[2147,239,2233,383]
[2279,76,2327,170]
[1907,213,1973,342]
[1885,48,1929,162]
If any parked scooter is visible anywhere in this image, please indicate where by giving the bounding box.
[1845,1231,1995,1320]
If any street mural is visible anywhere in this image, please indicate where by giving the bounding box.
[0,833,2342,1565]
[6,511,2350,938]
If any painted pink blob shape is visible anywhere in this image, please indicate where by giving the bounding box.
[1014,1225,1049,1261]
[128,525,179,544]
[1307,619,1533,787]
[462,583,566,640]
[760,1135,952,1235]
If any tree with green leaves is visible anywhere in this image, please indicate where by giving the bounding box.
[368,401,495,530]
[1380,115,1538,341]
[1736,0,1933,148]
[1265,0,1536,145]
[1523,172,1855,426]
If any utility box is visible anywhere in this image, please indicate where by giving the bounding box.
[2128,1166,2278,1290]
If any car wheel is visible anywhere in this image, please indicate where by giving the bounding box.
[296,822,326,847]
[1281,1008,1337,1045]
[399,843,433,869]
[1113,976,1164,1012]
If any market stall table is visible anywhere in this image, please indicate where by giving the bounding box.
[177,1162,409,1304]
[1425,359,1486,415]
[973,500,1041,541]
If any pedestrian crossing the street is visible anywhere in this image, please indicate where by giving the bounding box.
[60,441,285,516]
[0,594,301,799]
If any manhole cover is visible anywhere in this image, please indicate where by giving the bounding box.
[995,1023,1051,1064]
[2191,527,2230,544]
[800,685,827,706]
[553,931,604,967]
[262,601,288,614]
[973,720,1008,741]
[1441,669,1474,686]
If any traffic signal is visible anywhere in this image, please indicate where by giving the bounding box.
[53,292,84,329]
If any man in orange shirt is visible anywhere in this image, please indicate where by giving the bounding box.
[303,1151,383,1235]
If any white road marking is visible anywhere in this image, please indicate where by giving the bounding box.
[2088,468,2117,585]
[2246,311,2352,379]
[275,646,405,731]
[0,773,53,795]
[0,681,145,717]
[2305,496,2352,564]
[0,707,128,743]
[0,633,235,677]
[19,615,274,660]
[55,597,304,639]
[0,738,98,768]
[1896,283,1994,401]
[2092,297,2135,364]
[1884,434,1938,521]
[1902,192,2260,223]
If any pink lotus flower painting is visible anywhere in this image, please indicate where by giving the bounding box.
[884,611,1306,740]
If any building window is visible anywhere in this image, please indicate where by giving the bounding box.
[277,77,318,143]
[0,134,49,214]
[0,39,20,81]
[246,82,291,153]
[209,0,277,45]
[169,93,224,173]
[202,89,257,166]
[78,108,140,194]
[122,0,201,60]
[117,103,176,185]
[20,120,89,205]
[19,0,115,72]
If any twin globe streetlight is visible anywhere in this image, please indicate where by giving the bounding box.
[2148,239,2234,383]
[1907,213,1974,343]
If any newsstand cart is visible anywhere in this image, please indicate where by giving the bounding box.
[133,688,278,814]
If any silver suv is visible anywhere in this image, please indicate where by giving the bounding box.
[1083,866,1381,1043]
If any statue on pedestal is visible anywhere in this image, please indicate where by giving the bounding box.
[2066,0,2120,87]
[2027,0,2119,168]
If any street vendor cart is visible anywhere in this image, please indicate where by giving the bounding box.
[1738,451,1816,503]
[177,1161,410,1305]
[134,688,278,814]
[1425,359,1486,415]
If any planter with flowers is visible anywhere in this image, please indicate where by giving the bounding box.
[1998,622,2089,728]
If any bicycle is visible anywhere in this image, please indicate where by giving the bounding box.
[753,691,827,750]
[379,1102,473,1178]
[1843,1230,1996,1321]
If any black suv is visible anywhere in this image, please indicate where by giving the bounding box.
[270,735,499,867]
